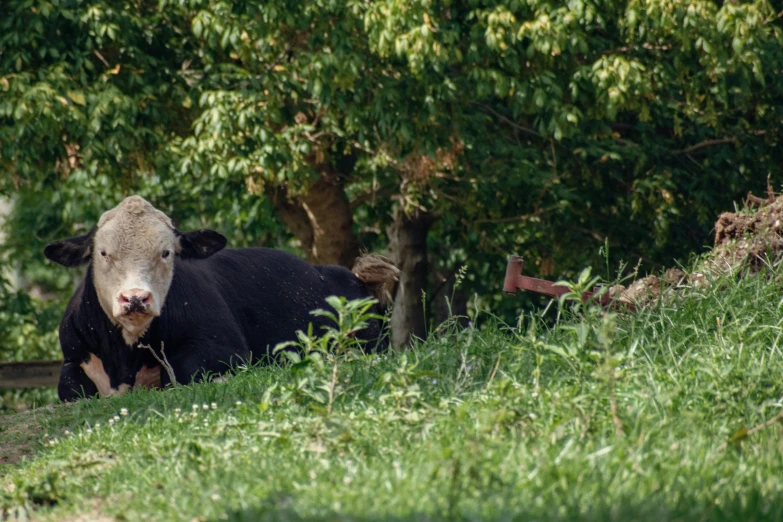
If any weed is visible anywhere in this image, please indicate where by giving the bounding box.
[273,296,382,416]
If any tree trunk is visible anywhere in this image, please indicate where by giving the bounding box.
[386,206,434,348]
[268,174,359,268]
[432,269,469,329]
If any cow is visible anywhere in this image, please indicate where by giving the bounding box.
[44,196,399,402]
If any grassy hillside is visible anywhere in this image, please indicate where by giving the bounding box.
[2,268,783,521]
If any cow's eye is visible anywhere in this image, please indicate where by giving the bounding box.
[162,250,170,259]
[100,251,107,258]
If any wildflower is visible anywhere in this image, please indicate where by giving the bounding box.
[202,404,209,411]
[235,401,243,406]
[211,402,217,410]
[192,404,199,411]
[120,408,129,416]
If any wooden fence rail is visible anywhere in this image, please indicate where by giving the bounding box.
[0,360,62,389]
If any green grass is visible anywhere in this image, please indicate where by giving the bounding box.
[3,269,783,521]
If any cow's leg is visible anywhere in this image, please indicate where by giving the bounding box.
[161,344,248,386]
[58,361,99,402]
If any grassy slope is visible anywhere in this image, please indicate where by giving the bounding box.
[2,270,783,521]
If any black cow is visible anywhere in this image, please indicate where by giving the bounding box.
[44,196,398,401]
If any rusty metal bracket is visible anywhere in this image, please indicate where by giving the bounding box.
[503,255,635,311]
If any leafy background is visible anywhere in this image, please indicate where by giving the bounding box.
[1,0,781,397]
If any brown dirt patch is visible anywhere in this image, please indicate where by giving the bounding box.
[0,404,57,468]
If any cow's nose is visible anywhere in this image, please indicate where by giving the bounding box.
[119,289,152,305]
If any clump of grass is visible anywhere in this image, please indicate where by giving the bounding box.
[3,266,783,521]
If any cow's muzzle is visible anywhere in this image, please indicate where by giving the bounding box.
[118,289,154,316]
[124,295,150,314]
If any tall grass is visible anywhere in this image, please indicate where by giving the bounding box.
[2,265,783,521]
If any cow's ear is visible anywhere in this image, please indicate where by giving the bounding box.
[176,229,227,259]
[44,228,96,267]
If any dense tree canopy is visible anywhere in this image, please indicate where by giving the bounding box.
[1,0,782,357]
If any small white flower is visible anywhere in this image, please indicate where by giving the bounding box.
[235,401,243,406]
[108,419,115,426]
[192,404,199,411]
[202,404,209,411]
[210,402,217,410]
[113,415,120,422]
[120,408,129,416]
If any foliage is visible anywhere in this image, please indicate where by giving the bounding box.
[0,277,62,410]
[4,267,783,519]
[0,278,60,362]
[1,0,783,351]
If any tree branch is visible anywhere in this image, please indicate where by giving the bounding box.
[715,409,783,454]
[350,187,396,211]
[139,342,176,386]
[670,138,736,156]
[601,43,672,56]
[614,138,639,148]
[473,205,559,225]
[471,103,543,138]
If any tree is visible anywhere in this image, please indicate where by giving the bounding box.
[1,0,782,354]
[362,0,783,323]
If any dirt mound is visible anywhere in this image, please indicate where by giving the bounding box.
[609,190,783,308]
[712,195,783,272]
[609,267,708,307]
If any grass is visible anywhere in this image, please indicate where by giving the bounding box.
[3,268,783,521]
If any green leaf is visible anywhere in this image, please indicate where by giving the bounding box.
[66,91,86,106]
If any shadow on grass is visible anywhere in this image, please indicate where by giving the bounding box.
[0,403,61,470]
[214,488,782,522]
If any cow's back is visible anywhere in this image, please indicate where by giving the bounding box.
[168,248,384,359]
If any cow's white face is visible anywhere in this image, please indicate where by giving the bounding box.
[45,196,227,345]
[92,197,178,344]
